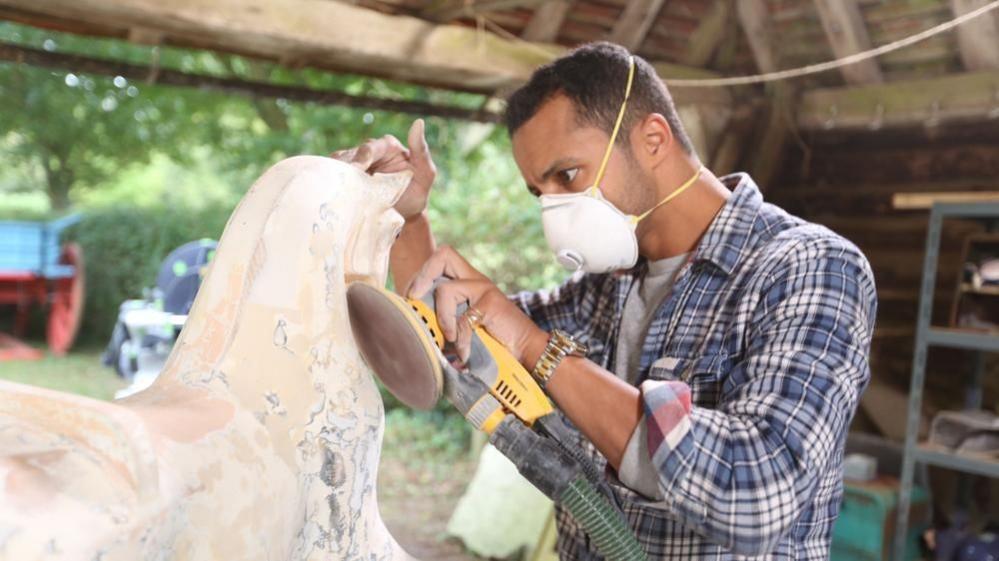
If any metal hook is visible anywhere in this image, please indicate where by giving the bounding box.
[925,100,942,128]
[823,104,838,130]
[868,103,885,131]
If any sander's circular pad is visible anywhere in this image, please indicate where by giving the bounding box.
[346,282,443,410]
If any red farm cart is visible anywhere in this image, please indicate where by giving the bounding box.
[0,214,85,360]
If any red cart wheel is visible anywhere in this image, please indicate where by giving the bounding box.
[47,243,85,356]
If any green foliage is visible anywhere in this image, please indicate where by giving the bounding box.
[382,408,471,462]
[0,23,230,210]
[429,129,566,293]
[0,191,50,220]
[69,202,233,343]
[1,20,568,352]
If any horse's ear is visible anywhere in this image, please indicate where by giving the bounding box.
[370,170,413,207]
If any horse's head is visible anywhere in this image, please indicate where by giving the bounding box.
[156,156,410,410]
[1,157,418,560]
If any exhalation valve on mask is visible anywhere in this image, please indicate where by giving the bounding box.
[540,165,703,275]
[556,249,585,271]
[540,189,643,274]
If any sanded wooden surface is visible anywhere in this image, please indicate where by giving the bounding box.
[0,157,419,560]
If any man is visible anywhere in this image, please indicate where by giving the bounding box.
[333,42,876,560]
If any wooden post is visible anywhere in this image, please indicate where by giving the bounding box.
[950,0,999,70]
[736,0,778,73]
[747,84,795,190]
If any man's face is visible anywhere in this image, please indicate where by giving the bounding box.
[510,94,653,215]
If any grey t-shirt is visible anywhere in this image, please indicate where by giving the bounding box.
[613,253,689,384]
[613,252,689,500]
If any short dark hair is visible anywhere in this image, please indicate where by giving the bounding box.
[504,42,694,154]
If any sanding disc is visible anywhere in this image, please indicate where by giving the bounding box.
[346,282,444,410]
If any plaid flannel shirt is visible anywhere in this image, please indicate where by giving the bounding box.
[512,174,877,560]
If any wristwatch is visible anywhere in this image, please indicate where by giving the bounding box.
[531,329,588,389]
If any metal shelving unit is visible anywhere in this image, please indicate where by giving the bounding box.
[894,201,999,561]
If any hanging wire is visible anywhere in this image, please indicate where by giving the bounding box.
[475,0,999,88]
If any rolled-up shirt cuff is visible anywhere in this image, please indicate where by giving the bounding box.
[618,379,694,499]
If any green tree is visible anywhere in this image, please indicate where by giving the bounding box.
[0,25,238,209]
[0,20,566,339]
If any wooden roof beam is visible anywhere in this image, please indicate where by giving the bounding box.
[0,0,723,103]
[421,0,544,23]
[0,41,503,121]
[813,0,883,84]
[950,0,999,70]
[682,0,730,67]
[736,0,778,73]
[798,70,999,130]
[608,0,668,51]
[521,0,572,42]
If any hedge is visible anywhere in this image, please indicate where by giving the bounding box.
[68,203,233,345]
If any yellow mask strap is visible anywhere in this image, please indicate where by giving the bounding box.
[630,166,704,225]
[591,55,635,192]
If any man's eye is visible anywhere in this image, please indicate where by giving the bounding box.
[559,168,579,185]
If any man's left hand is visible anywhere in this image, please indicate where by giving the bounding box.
[407,245,548,367]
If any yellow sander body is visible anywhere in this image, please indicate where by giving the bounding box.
[346,282,553,433]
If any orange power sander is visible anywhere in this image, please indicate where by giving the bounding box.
[346,279,647,561]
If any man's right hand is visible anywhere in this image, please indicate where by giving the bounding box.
[330,119,437,221]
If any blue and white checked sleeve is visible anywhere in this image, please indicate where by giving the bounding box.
[639,237,877,556]
[508,271,593,334]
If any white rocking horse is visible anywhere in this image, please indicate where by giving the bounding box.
[0,156,417,561]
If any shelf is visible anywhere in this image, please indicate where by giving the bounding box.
[960,283,999,296]
[913,443,999,478]
[926,327,999,352]
[934,201,999,218]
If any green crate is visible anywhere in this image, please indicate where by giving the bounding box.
[831,478,929,561]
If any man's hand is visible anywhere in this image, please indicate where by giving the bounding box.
[330,119,437,221]
[408,246,549,367]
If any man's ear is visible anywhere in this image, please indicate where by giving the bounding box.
[634,113,674,167]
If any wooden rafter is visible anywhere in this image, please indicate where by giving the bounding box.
[0,0,724,106]
[682,0,730,67]
[735,0,778,73]
[421,0,544,22]
[950,0,999,70]
[0,41,503,122]
[521,0,572,42]
[798,70,999,130]
[813,0,883,84]
[608,0,668,51]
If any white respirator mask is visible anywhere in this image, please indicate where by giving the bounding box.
[539,55,703,274]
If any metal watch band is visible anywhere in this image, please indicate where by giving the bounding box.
[531,329,586,388]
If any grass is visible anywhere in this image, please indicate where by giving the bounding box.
[379,408,475,510]
[378,409,482,561]
[0,347,126,400]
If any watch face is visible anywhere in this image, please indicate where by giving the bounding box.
[553,330,586,357]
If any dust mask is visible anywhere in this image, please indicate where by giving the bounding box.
[539,56,704,274]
